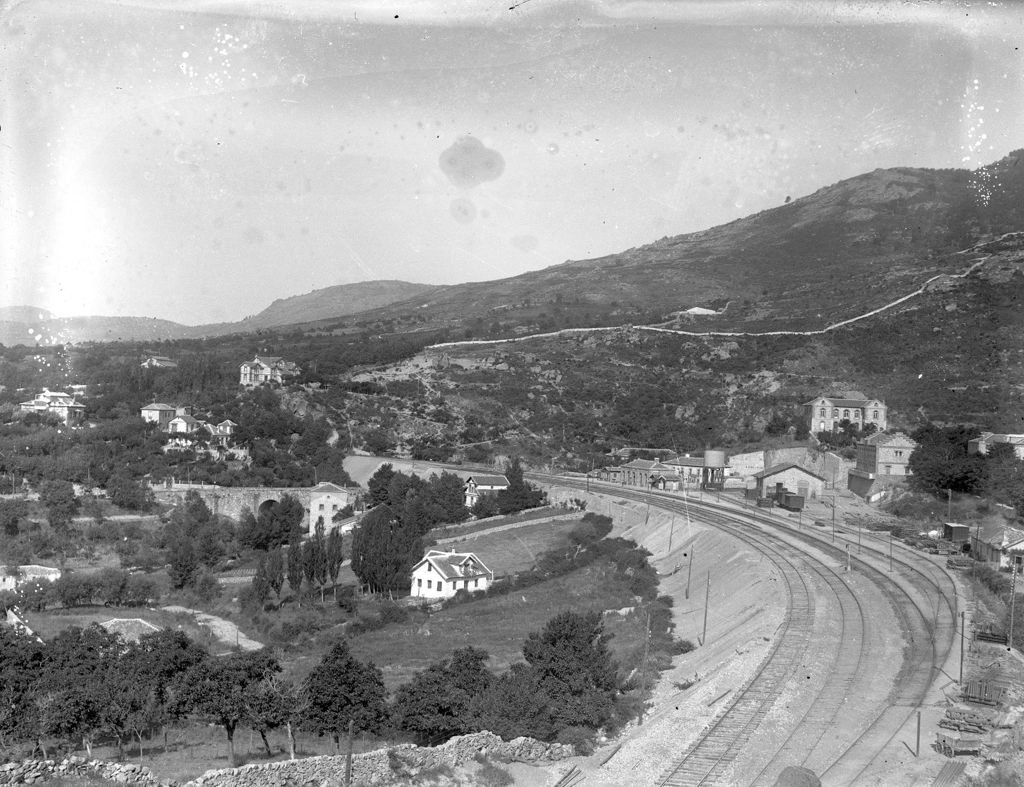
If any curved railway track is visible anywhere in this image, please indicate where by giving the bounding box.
[532,475,959,786]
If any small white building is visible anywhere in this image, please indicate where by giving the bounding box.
[239,355,300,386]
[140,402,177,430]
[464,474,509,508]
[968,433,1024,461]
[0,564,62,592]
[410,550,493,600]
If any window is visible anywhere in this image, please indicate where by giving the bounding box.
[427,580,432,589]
[332,504,338,511]
[843,409,850,418]
[895,451,903,458]
[819,408,826,417]
[884,465,892,474]
[417,578,422,587]
[474,579,479,587]
[464,580,469,588]
[873,410,879,420]
[452,581,457,589]
[318,503,324,510]
[833,409,839,417]
[853,410,860,419]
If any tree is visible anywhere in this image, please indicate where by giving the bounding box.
[39,479,79,532]
[392,647,491,743]
[313,519,329,602]
[302,538,318,600]
[286,544,304,600]
[303,641,387,749]
[908,424,987,496]
[106,472,154,511]
[250,556,271,607]
[366,463,396,507]
[984,442,1024,516]
[266,548,285,601]
[496,458,546,515]
[326,529,343,600]
[175,649,279,766]
[168,537,199,589]
[246,676,305,760]
[0,498,29,537]
[350,505,422,593]
[521,610,618,732]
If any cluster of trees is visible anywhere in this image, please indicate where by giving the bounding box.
[815,419,878,451]
[1,568,159,613]
[160,492,236,594]
[247,521,344,606]
[0,608,627,764]
[909,424,1024,515]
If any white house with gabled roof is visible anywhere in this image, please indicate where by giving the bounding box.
[410,550,493,599]
[463,474,509,508]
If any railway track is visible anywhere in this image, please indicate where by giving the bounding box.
[532,475,959,786]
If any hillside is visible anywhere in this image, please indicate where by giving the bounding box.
[0,281,439,345]
[189,280,439,336]
[333,151,1024,338]
[318,241,1024,465]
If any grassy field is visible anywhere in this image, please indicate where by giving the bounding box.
[433,515,583,577]
[22,606,214,647]
[346,559,643,690]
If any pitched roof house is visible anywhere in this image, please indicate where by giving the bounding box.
[464,474,509,508]
[968,433,1024,460]
[752,463,826,500]
[239,355,300,386]
[140,402,177,430]
[410,550,493,599]
[19,389,86,426]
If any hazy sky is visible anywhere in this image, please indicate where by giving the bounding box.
[3,0,1024,324]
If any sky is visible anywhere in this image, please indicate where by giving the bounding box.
[2,0,1024,325]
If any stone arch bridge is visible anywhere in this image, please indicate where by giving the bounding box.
[151,482,354,532]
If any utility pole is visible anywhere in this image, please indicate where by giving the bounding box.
[960,610,966,684]
[947,488,952,522]
[345,720,354,786]
[1010,557,1020,653]
[638,607,651,725]
[667,514,675,554]
[686,548,694,600]
[701,572,710,646]
[846,544,851,573]
[889,528,894,573]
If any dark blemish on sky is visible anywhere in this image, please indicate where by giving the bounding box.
[439,136,505,188]
[449,198,476,224]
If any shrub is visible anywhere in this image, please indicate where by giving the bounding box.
[554,725,594,755]
[378,602,409,625]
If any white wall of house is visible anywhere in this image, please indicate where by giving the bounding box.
[409,563,490,599]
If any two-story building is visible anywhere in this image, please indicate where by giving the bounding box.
[847,431,917,501]
[968,433,1024,460]
[309,482,355,532]
[805,395,887,434]
[410,550,493,600]
[464,474,509,508]
[140,402,177,430]
[239,355,300,386]
[18,389,86,426]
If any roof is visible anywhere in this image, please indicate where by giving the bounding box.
[754,463,827,482]
[141,402,176,411]
[311,482,350,493]
[862,431,917,447]
[99,618,160,642]
[412,550,492,581]
[170,414,202,426]
[621,459,657,470]
[666,456,705,468]
[466,474,509,487]
[977,433,1024,445]
[804,396,883,407]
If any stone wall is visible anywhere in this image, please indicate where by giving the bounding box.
[0,756,162,785]
[183,732,573,787]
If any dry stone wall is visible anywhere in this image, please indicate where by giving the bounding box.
[184,732,573,787]
[0,756,162,785]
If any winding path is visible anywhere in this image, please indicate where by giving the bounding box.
[425,234,1019,351]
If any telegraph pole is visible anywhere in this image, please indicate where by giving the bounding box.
[667,513,675,554]
[960,610,966,684]
[1010,557,1020,652]
[638,607,651,725]
[685,548,694,600]
[701,572,710,646]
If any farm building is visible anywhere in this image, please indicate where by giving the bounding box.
[751,464,826,501]
[464,474,509,508]
[410,550,493,600]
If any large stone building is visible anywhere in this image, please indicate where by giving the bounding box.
[18,389,86,426]
[751,463,826,501]
[805,395,887,434]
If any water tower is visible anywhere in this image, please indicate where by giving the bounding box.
[701,450,728,490]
